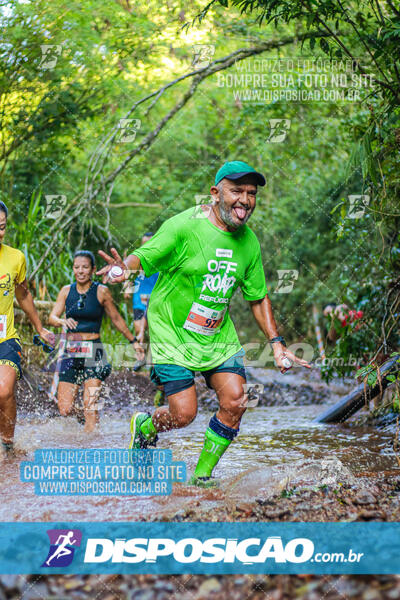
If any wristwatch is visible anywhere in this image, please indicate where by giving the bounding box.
[129,337,138,344]
[270,336,287,347]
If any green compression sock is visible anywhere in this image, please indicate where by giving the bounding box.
[140,416,157,440]
[194,428,232,479]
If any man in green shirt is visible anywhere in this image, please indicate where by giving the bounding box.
[98,161,310,486]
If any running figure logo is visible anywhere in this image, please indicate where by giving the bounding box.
[41,529,82,567]
[267,119,291,143]
[274,269,299,294]
[192,45,215,69]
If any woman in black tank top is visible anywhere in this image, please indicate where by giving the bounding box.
[49,250,141,432]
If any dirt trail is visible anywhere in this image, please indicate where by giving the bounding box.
[4,364,400,599]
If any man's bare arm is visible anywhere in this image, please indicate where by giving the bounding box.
[124,253,141,272]
[250,294,280,339]
[250,294,310,371]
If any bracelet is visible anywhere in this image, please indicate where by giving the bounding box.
[129,337,138,344]
[270,336,286,347]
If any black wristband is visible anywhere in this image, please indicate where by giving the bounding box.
[129,337,138,344]
[270,336,286,347]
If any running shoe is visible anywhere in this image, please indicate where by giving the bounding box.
[129,412,158,449]
[187,474,220,488]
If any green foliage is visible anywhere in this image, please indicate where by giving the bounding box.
[8,190,72,298]
[281,487,296,498]
[355,354,400,413]
[2,0,399,391]
[194,0,400,383]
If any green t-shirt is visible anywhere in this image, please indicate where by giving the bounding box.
[133,206,268,370]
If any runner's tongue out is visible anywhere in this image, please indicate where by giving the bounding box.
[234,206,247,220]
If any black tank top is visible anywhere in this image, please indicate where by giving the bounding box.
[65,282,104,333]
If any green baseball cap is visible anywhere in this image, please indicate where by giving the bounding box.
[215,160,266,187]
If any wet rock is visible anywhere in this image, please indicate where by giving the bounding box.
[63,578,83,590]
[196,578,221,597]
[251,577,270,592]
[233,578,246,586]
[291,502,310,511]
[153,581,175,592]
[304,593,321,600]
[104,574,121,584]
[173,509,186,522]
[353,490,377,505]
[362,590,383,600]
[0,575,20,590]
[130,590,155,600]
[255,498,275,506]
[295,582,320,596]
[319,458,354,486]
[263,508,291,519]
[334,579,363,597]
[235,503,254,516]
[22,584,52,600]
[357,509,385,520]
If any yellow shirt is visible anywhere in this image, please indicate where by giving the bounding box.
[0,243,27,343]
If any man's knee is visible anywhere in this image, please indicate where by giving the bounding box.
[220,387,247,416]
[170,407,197,428]
[0,381,14,404]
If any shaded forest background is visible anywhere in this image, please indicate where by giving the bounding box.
[1,0,399,381]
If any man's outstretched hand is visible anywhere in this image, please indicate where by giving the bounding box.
[273,345,311,374]
[97,248,126,284]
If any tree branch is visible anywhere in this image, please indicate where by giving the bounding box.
[386,0,400,17]
[86,31,331,198]
[31,31,332,277]
[315,15,400,100]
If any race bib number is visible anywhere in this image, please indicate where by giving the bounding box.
[0,315,6,339]
[66,341,93,358]
[183,302,226,336]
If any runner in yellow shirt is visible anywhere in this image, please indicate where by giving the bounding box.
[0,201,55,454]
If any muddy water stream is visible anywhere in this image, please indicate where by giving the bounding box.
[1,365,398,522]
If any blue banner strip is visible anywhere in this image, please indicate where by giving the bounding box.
[0,522,399,574]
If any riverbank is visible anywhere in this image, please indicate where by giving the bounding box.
[9,364,399,524]
[5,364,400,599]
[16,362,351,418]
[158,469,400,524]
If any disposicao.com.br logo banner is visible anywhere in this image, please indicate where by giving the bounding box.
[0,522,399,574]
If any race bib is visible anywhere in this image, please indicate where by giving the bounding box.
[66,341,93,358]
[183,302,226,336]
[0,315,6,339]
